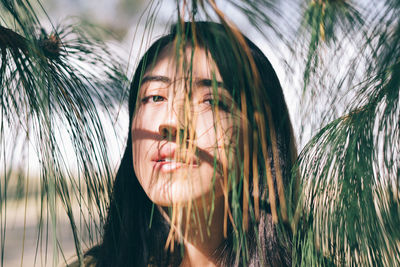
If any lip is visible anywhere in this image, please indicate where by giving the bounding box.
[152,160,199,174]
[153,161,181,173]
[151,145,199,173]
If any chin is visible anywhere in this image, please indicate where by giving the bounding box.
[148,181,209,207]
[149,179,224,208]
[140,164,224,207]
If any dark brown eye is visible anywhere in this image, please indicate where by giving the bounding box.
[203,98,214,105]
[150,95,165,102]
[142,95,166,103]
[202,96,231,112]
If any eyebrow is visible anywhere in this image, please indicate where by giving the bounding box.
[141,75,171,85]
[141,75,225,89]
[195,79,225,89]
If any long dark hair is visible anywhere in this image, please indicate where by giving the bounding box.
[90,21,297,267]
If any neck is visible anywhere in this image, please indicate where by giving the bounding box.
[179,196,225,267]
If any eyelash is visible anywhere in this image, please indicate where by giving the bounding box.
[203,97,230,111]
[141,95,230,111]
[203,97,214,105]
[141,95,166,103]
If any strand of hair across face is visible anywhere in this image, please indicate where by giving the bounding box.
[266,105,288,223]
[252,129,260,220]
[241,90,250,231]
[255,112,278,223]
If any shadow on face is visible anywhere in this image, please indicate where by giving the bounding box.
[130,44,243,207]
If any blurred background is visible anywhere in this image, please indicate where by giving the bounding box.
[2,1,146,265]
[1,0,399,266]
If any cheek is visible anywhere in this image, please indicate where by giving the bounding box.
[195,112,217,149]
[196,111,238,159]
[130,110,156,186]
[131,129,146,189]
[131,116,143,168]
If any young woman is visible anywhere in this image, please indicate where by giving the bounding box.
[83,21,297,267]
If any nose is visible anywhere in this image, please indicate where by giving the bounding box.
[159,123,190,143]
[159,83,195,142]
[159,124,177,140]
[158,97,184,141]
[159,100,193,143]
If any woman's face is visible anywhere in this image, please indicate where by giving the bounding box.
[131,44,240,206]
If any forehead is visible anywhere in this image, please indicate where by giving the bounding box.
[144,44,222,81]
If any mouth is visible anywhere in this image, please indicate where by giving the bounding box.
[153,157,199,173]
[151,144,199,173]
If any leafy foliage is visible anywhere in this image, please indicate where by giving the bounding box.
[0,0,127,266]
[1,0,399,266]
